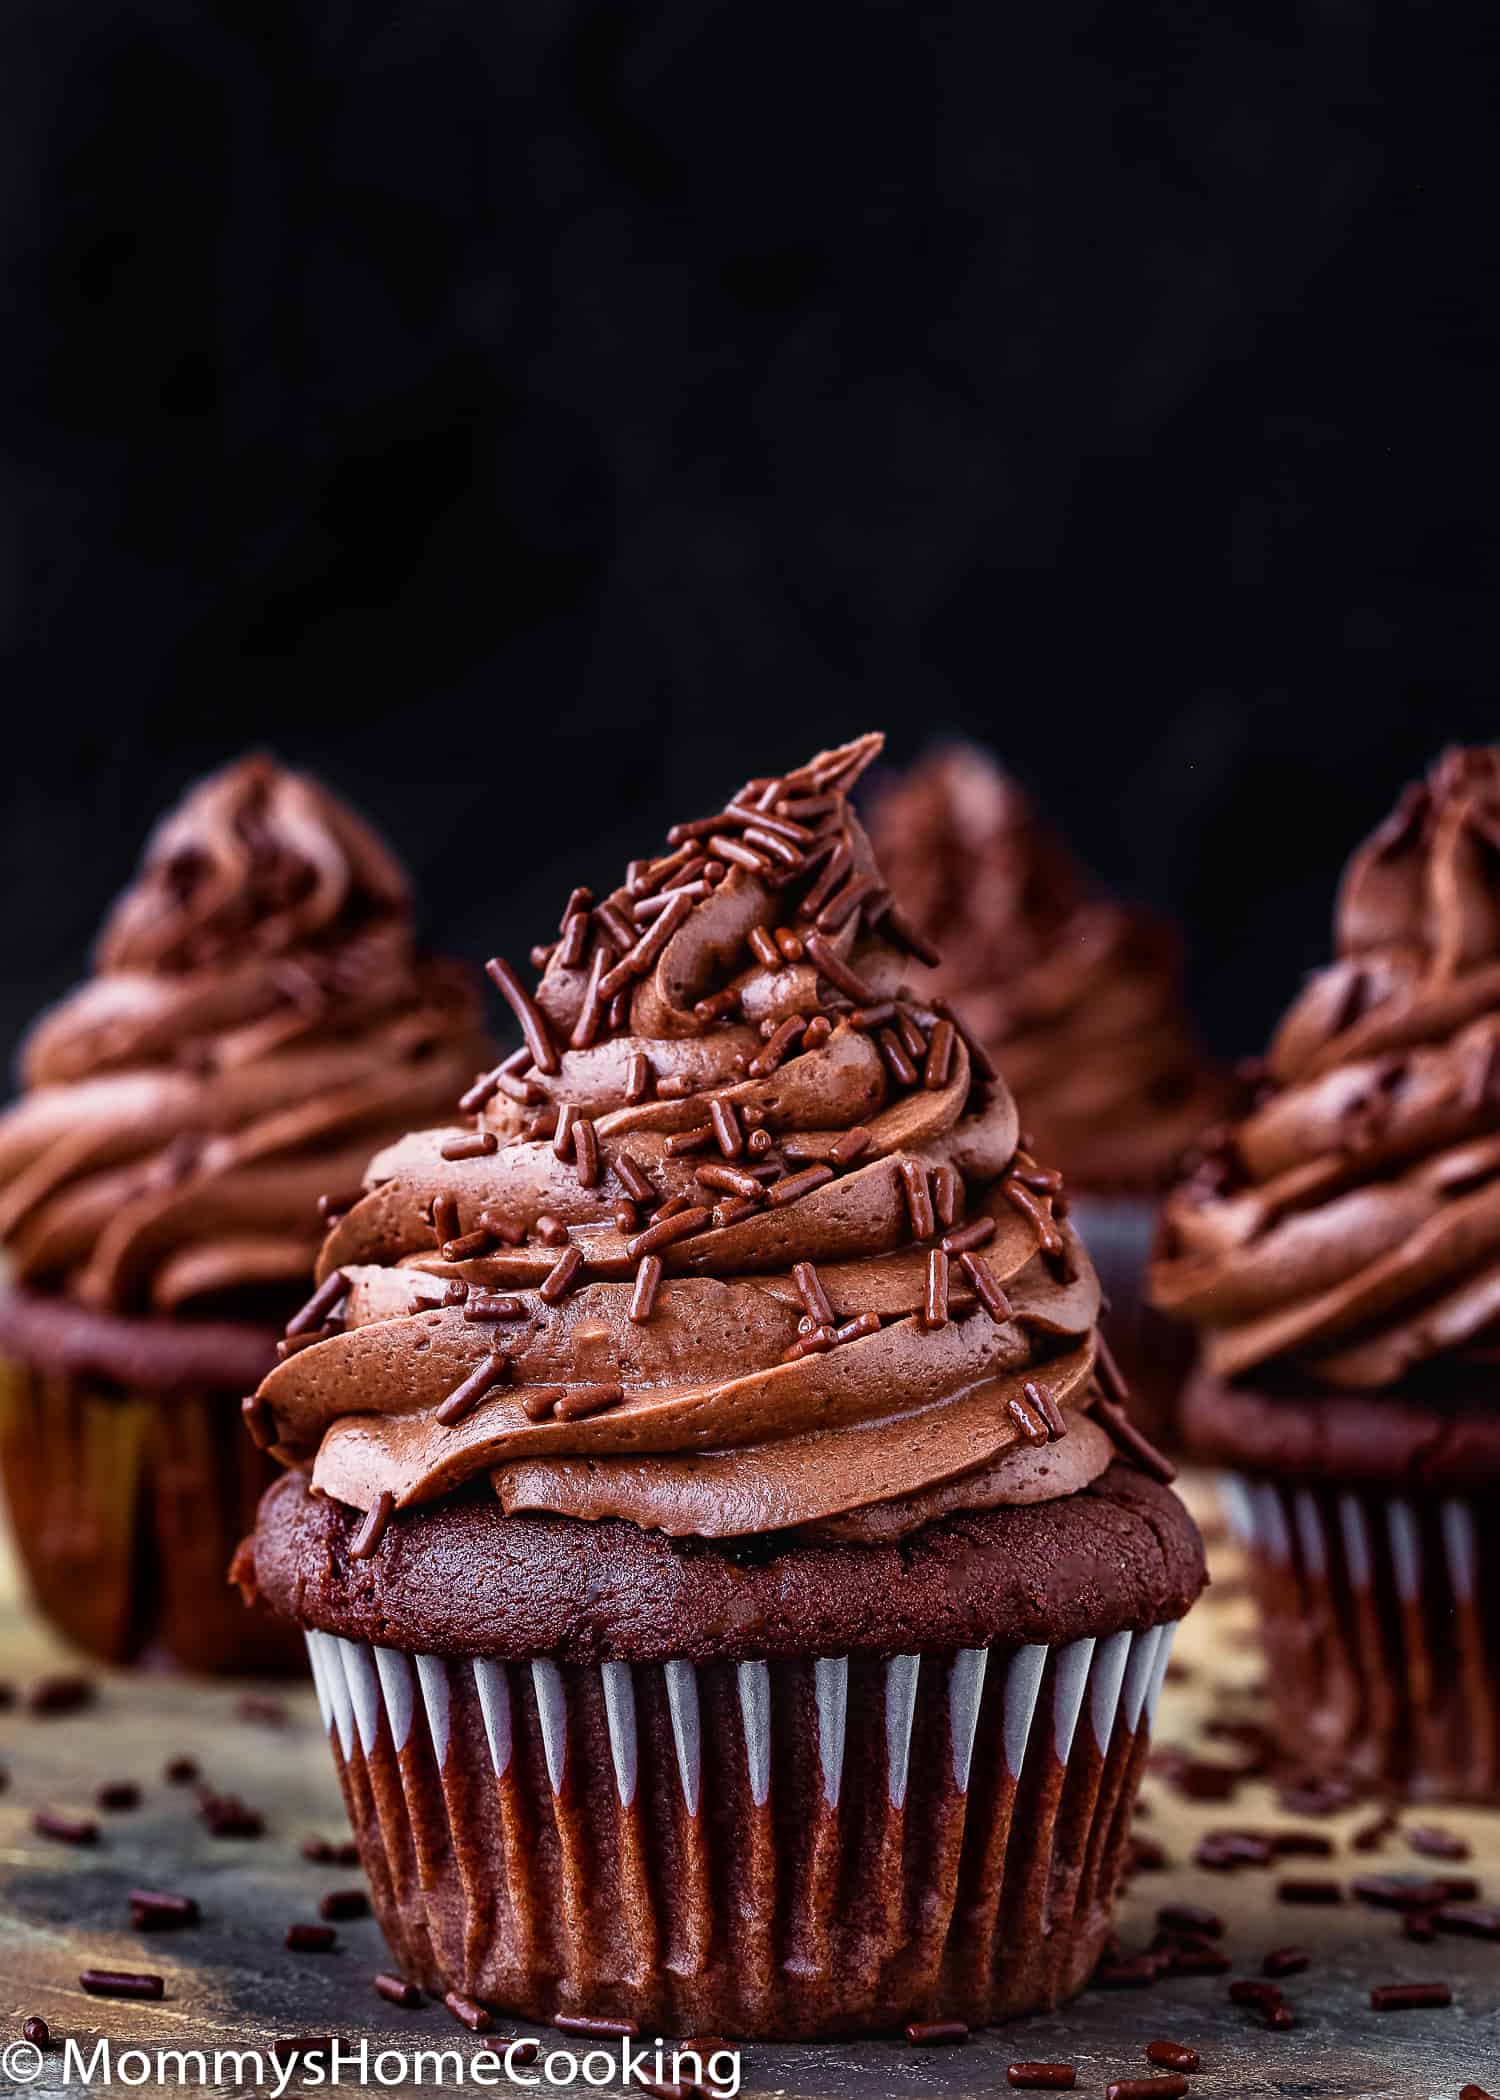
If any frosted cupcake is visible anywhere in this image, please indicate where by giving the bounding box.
[0,756,487,1669]
[1154,748,1500,1799]
[870,744,1227,1441]
[236,732,1205,2035]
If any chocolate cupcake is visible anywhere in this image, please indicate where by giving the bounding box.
[235,732,1205,2037]
[1153,748,1500,1801]
[0,756,486,1670]
[869,744,1226,1441]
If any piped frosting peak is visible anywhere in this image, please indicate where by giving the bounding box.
[251,734,1173,1543]
[1153,747,1500,1389]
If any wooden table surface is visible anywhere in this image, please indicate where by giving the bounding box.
[1,1475,1497,2099]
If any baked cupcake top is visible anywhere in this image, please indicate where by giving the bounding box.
[869,744,1224,1191]
[0,755,486,1319]
[250,733,1176,1549]
[1153,746,1500,1391]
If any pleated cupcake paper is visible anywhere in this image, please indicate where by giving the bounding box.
[304,1621,1177,2038]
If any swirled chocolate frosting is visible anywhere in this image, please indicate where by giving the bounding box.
[869,745,1224,1191]
[251,733,1173,1545]
[0,756,487,1317]
[1152,747,1500,1389]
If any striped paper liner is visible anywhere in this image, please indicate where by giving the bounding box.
[1221,1471,1500,1802]
[0,1352,299,1673]
[303,1619,1176,2039]
[1067,1192,1188,1448]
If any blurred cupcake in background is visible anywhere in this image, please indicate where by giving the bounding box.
[870,743,1228,1442]
[0,755,487,1670]
[1153,748,1500,1801]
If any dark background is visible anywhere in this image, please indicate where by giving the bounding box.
[1,1,1496,1074]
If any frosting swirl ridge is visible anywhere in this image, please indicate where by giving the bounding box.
[870,744,1225,1189]
[1152,747,1500,1388]
[253,734,1152,1542]
[0,755,488,1316]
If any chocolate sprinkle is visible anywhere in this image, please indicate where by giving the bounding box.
[435,1353,508,1427]
[348,1491,394,1561]
[80,1969,163,2000]
[465,1294,525,1322]
[959,1249,1013,1323]
[33,1810,98,1845]
[129,1889,199,1930]
[923,1247,950,1328]
[318,1888,369,1921]
[748,1015,805,1075]
[793,1260,835,1327]
[616,1152,656,1204]
[1263,1946,1310,1976]
[710,1097,744,1159]
[445,1992,492,2033]
[284,1269,348,1339]
[1144,2042,1200,2072]
[627,1206,711,1258]
[519,1387,567,1422]
[375,1973,423,2009]
[1370,1982,1452,2010]
[540,1244,585,1302]
[767,1164,834,1207]
[905,2021,967,2045]
[628,1256,663,1324]
[899,1158,935,1238]
[572,1118,600,1188]
[286,1924,337,1953]
[440,1131,498,1161]
[77,1965,167,1999]
[485,955,560,1075]
[555,2014,640,2039]
[878,1026,920,1087]
[803,931,876,1004]
[555,1382,624,1421]
[1007,2071,1075,2093]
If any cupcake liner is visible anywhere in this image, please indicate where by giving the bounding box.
[1069,1191,1190,1446]
[0,1351,301,1673]
[1220,1471,1500,1801]
[303,1617,1176,2038]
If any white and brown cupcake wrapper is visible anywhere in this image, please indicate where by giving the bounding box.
[1221,1472,1499,1802]
[304,1620,1176,2039]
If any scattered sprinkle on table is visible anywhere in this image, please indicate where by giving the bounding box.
[1370,1982,1453,2011]
[80,1970,163,2001]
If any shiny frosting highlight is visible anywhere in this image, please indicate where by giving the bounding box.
[1153,747,1500,1388]
[254,734,1161,1543]
[0,755,486,1317]
[870,744,1224,1190]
